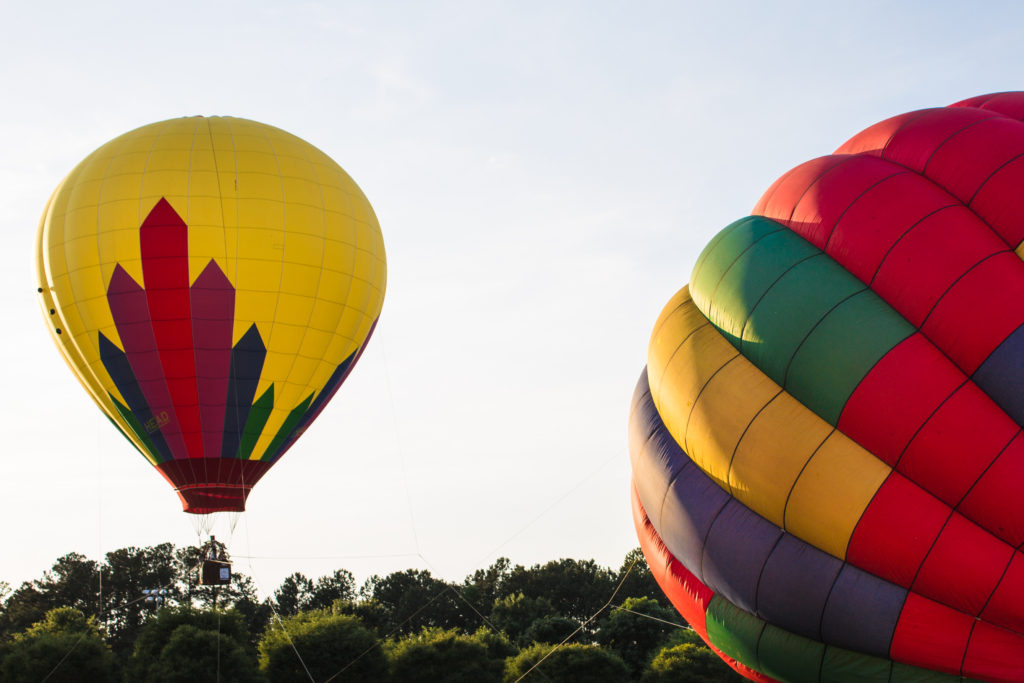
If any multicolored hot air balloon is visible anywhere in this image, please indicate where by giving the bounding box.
[37,117,386,514]
[630,92,1024,682]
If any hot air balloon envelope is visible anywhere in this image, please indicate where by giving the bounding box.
[37,116,386,514]
[630,92,1024,682]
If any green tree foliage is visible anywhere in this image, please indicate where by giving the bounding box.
[521,614,578,645]
[0,553,100,637]
[489,593,558,644]
[504,642,629,682]
[22,606,99,637]
[615,549,663,604]
[665,628,706,648]
[361,569,467,635]
[308,569,357,611]
[598,596,682,675]
[0,542,265,652]
[467,626,518,661]
[36,553,101,615]
[332,598,391,636]
[138,624,263,683]
[0,607,117,683]
[273,569,356,617]
[0,581,9,633]
[272,572,314,617]
[0,583,49,637]
[387,627,504,682]
[641,643,744,683]
[501,559,617,624]
[0,545,749,683]
[230,577,275,647]
[101,543,178,657]
[124,606,259,682]
[258,610,386,682]
[459,557,512,616]
[172,544,269,646]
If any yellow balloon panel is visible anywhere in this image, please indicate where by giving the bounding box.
[647,286,890,560]
[728,391,833,523]
[648,286,735,402]
[784,433,891,558]
[685,358,781,489]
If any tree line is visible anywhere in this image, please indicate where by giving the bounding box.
[0,543,741,682]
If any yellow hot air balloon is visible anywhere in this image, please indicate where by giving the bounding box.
[36,116,386,514]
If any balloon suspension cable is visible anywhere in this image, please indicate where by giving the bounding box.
[239,512,317,683]
[321,581,499,683]
[609,604,687,629]
[511,559,639,683]
[191,512,211,538]
[190,510,243,546]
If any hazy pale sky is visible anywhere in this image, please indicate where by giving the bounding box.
[2,1,1020,596]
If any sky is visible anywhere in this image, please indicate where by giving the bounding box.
[1,0,1021,599]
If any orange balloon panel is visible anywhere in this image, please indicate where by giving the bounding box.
[37,116,386,513]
